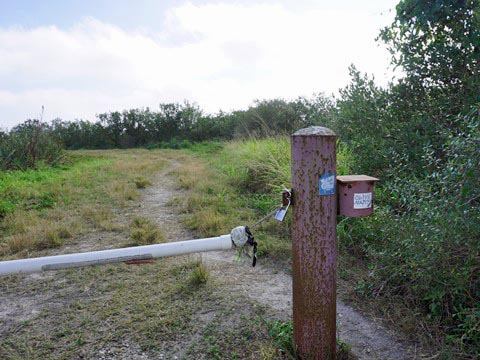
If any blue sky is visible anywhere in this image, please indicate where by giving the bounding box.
[0,0,182,31]
[0,0,399,128]
[0,0,396,29]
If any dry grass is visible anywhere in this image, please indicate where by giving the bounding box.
[0,255,274,359]
[129,216,165,245]
[2,234,37,255]
[168,148,292,262]
[0,212,84,256]
[81,207,114,228]
[0,149,289,359]
[168,156,254,239]
[134,177,151,189]
[188,258,209,286]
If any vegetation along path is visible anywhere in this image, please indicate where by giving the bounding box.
[145,157,424,359]
[0,153,425,359]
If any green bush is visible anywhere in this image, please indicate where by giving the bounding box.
[154,138,193,149]
[339,108,480,353]
[0,120,64,171]
[0,199,15,218]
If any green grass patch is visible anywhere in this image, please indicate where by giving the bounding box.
[266,319,296,358]
[0,150,167,257]
[265,319,355,359]
[0,155,110,216]
[188,258,209,286]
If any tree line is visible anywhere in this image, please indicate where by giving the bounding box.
[0,96,334,169]
[49,96,333,149]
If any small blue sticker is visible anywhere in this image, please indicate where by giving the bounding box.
[319,173,336,195]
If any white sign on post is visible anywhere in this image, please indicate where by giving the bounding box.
[353,193,372,209]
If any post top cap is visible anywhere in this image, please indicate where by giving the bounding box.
[292,126,336,136]
[337,175,379,183]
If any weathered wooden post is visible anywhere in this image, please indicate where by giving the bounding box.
[291,127,337,359]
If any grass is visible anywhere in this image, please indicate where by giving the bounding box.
[188,258,209,286]
[170,137,351,262]
[0,150,166,258]
[266,320,296,358]
[129,216,165,245]
[265,319,355,360]
[0,256,275,359]
[134,177,151,189]
[1,141,463,358]
[0,148,282,359]
[168,152,254,238]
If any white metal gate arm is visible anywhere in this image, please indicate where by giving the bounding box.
[0,234,233,276]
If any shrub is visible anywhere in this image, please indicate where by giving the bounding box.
[158,138,193,149]
[0,120,64,171]
[339,108,480,353]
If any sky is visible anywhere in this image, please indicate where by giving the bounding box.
[0,0,399,129]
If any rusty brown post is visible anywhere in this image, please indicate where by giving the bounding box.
[291,126,337,359]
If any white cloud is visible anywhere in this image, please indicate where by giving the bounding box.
[0,2,397,129]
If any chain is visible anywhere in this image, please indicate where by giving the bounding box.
[249,187,291,229]
[238,187,291,267]
[249,208,281,228]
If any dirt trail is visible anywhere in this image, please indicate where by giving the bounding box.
[140,160,424,360]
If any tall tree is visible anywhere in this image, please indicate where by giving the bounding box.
[380,0,480,115]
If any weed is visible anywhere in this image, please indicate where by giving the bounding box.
[189,259,209,286]
[266,320,296,358]
[264,319,355,359]
[81,207,114,230]
[129,216,165,245]
[258,344,277,360]
[42,230,64,249]
[134,177,151,189]
[0,200,15,218]
[2,234,36,255]
[336,340,355,360]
